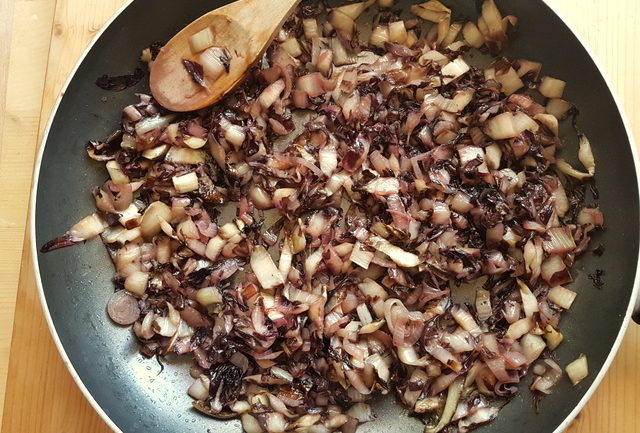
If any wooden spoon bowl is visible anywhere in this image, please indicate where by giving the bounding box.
[150,0,300,112]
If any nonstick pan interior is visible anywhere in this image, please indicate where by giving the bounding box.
[33,1,639,432]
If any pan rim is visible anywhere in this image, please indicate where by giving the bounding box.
[27,1,640,433]
[29,1,134,432]
[535,1,640,431]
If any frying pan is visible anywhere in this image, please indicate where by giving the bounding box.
[30,0,640,432]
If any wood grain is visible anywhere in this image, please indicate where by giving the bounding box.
[0,0,56,425]
[0,1,639,432]
[0,1,126,432]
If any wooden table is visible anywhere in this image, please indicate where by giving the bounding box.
[0,1,639,432]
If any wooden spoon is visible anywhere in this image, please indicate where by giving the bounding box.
[150,0,300,112]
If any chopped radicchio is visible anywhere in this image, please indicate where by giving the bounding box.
[43,1,603,432]
[182,59,205,87]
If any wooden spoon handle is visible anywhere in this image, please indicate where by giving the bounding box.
[217,0,301,62]
[224,0,301,38]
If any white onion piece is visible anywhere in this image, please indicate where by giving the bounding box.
[135,114,173,135]
[578,134,595,176]
[172,172,199,193]
[280,38,302,57]
[333,0,375,20]
[364,177,400,196]
[462,21,484,48]
[304,248,324,280]
[520,333,546,364]
[443,332,474,353]
[187,375,210,400]
[538,76,566,98]
[241,414,263,433]
[165,147,205,164]
[330,10,356,41]
[205,236,225,261]
[440,57,470,85]
[484,111,538,140]
[411,0,451,45]
[548,285,577,309]
[389,20,407,44]
[319,143,338,176]
[516,59,542,78]
[199,46,230,82]
[370,25,390,48]
[296,414,322,427]
[265,412,287,433]
[296,73,326,98]
[565,354,588,385]
[543,325,564,350]
[555,159,592,179]
[140,202,172,240]
[534,113,558,136]
[441,22,462,47]
[451,306,481,337]
[517,279,539,318]
[141,144,169,161]
[546,98,573,119]
[506,317,533,340]
[411,0,450,23]
[249,186,274,210]
[356,303,373,325]
[223,124,246,149]
[425,344,462,372]
[196,287,222,306]
[316,49,333,76]
[475,289,492,321]
[530,359,562,394]
[368,236,419,268]
[271,367,294,383]
[450,192,473,213]
[542,227,576,254]
[330,38,356,66]
[68,213,108,242]
[495,67,523,95]
[424,377,463,433]
[484,143,502,170]
[251,245,285,290]
[189,27,215,53]
[345,369,372,395]
[302,18,319,40]
[457,146,489,174]
[360,320,385,334]
[357,278,388,300]
[577,207,604,227]
[106,160,130,185]
[258,79,285,110]
[124,271,149,297]
[397,346,428,366]
[278,237,293,280]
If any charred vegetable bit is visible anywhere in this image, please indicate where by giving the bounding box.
[182,59,206,87]
[45,1,600,432]
[95,67,145,91]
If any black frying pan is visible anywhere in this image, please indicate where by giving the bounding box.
[30,0,640,432]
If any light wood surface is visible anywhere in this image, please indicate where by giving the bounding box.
[0,1,638,432]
